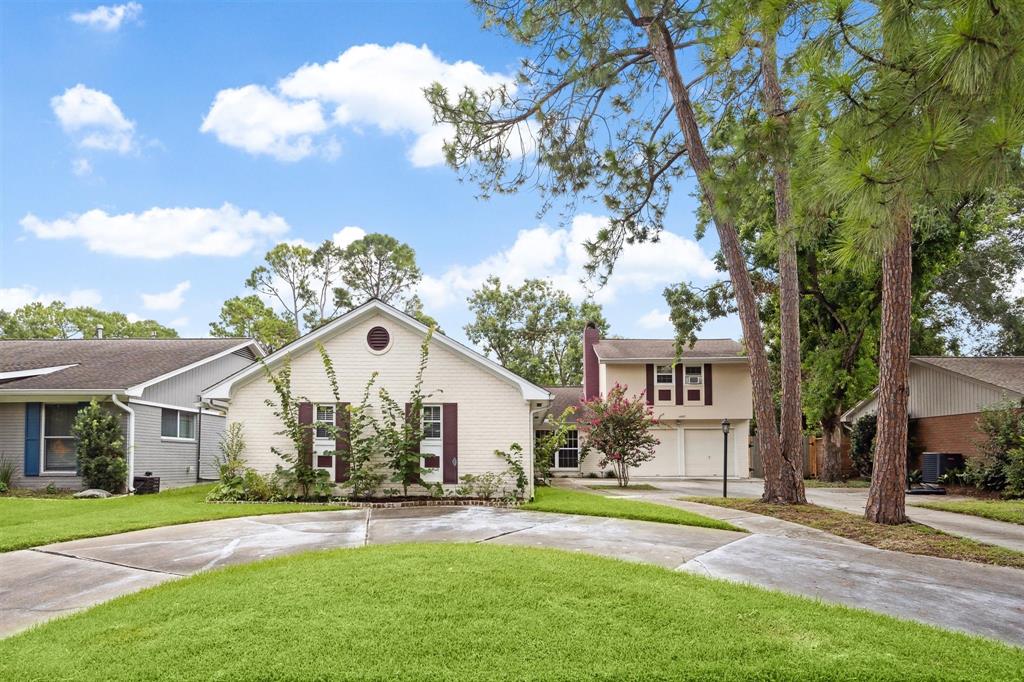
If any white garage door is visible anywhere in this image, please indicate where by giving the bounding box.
[684,429,722,477]
[633,428,680,476]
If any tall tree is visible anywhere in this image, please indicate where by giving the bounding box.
[465,277,608,386]
[808,1,1024,523]
[428,1,801,502]
[339,233,422,306]
[210,295,297,351]
[245,243,315,338]
[0,302,178,339]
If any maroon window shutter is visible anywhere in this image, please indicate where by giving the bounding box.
[298,402,314,466]
[442,403,458,484]
[674,364,684,405]
[645,364,655,405]
[405,402,420,454]
[335,402,350,483]
[704,364,713,405]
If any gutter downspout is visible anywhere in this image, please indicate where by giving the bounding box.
[111,394,135,493]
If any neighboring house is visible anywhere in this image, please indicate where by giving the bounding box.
[536,324,753,478]
[842,356,1024,464]
[201,300,551,498]
[0,338,262,491]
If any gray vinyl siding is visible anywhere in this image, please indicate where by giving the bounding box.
[141,351,255,407]
[3,401,128,491]
[199,413,226,480]
[132,402,201,489]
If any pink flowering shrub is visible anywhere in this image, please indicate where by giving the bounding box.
[577,382,660,487]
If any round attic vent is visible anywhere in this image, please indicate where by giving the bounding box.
[367,326,391,352]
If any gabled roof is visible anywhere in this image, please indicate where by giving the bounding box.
[840,356,1024,423]
[912,356,1024,396]
[593,338,744,362]
[201,299,552,402]
[0,338,260,393]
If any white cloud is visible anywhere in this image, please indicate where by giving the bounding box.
[71,158,93,176]
[331,225,366,248]
[637,308,671,331]
[0,286,102,311]
[20,203,289,259]
[200,85,329,162]
[70,2,142,31]
[169,316,189,329]
[141,280,190,311]
[51,84,137,154]
[418,213,717,310]
[202,42,516,166]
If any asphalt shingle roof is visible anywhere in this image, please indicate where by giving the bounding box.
[914,356,1024,396]
[0,339,252,391]
[592,338,744,361]
[544,386,583,422]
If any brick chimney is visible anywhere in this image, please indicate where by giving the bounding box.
[583,322,600,400]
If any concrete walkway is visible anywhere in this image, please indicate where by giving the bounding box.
[608,477,1024,553]
[3,505,1024,645]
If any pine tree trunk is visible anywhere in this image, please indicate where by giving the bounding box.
[818,409,844,482]
[646,21,794,500]
[865,199,912,525]
[761,32,806,503]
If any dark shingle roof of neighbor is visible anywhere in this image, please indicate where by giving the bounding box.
[592,338,744,361]
[0,339,252,391]
[914,356,1024,396]
[544,386,583,423]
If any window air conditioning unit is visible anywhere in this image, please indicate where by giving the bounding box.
[686,375,701,385]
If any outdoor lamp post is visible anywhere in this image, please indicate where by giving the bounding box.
[721,418,731,498]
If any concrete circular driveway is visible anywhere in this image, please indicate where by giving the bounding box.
[2,504,1023,646]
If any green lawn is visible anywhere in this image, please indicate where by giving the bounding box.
[0,484,347,552]
[918,499,1024,526]
[523,486,741,531]
[1,544,1019,680]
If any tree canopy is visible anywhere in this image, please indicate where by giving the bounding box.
[0,302,178,339]
[465,277,608,386]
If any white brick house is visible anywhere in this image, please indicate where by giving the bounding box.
[201,300,551,498]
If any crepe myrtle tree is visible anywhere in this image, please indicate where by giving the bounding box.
[425,0,801,503]
[577,383,659,487]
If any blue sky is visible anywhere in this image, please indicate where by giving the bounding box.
[0,1,739,347]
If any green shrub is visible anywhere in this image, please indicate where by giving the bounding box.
[0,453,15,489]
[969,400,1024,493]
[1005,447,1024,498]
[456,472,507,500]
[849,414,877,477]
[206,423,248,502]
[241,469,283,502]
[72,400,127,493]
[0,481,8,495]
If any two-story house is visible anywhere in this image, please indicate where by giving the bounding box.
[540,323,753,478]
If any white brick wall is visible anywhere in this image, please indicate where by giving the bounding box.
[226,312,533,494]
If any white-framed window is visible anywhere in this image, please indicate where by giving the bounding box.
[42,404,79,472]
[655,364,674,384]
[422,405,442,439]
[685,366,703,385]
[556,429,580,469]
[161,408,196,440]
[315,404,335,439]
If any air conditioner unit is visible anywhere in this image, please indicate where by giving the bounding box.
[686,375,701,385]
